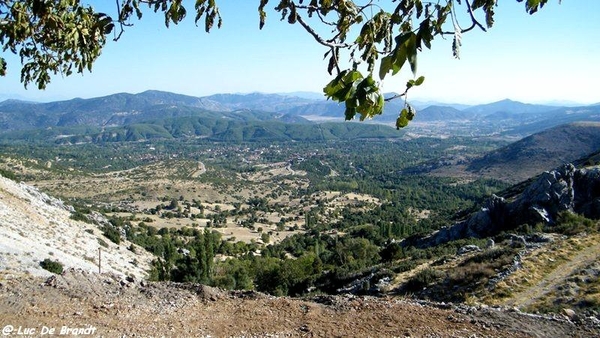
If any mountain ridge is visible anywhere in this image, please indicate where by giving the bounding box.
[468,122,600,183]
[1,90,598,140]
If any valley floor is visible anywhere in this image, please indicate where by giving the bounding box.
[1,270,598,337]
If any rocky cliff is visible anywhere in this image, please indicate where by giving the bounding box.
[416,164,600,247]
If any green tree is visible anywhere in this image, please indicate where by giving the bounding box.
[1,0,551,125]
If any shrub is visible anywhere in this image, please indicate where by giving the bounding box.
[97,238,109,248]
[464,247,515,266]
[392,260,419,273]
[40,258,63,274]
[0,168,18,181]
[70,211,90,223]
[553,211,598,235]
[404,268,444,292]
[448,263,496,285]
[102,225,121,244]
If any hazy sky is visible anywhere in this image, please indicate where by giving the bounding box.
[1,1,599,105]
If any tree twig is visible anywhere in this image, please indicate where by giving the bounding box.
[384,92,406,102]
[294,13,352,49]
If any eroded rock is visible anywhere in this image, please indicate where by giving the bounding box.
[414,164,600,248]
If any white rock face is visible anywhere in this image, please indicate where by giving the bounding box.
[0,175,153,280]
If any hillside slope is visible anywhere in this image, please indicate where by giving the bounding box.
[0,175,153,279]
[468,122,600,183]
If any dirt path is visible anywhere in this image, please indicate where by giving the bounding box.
[190,161,206,177]
[503,240,600,309]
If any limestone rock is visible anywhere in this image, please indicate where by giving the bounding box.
[413,164,600,248]
[457,245,481,255]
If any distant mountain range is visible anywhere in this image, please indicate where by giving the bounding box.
[0,91,406,143]
[0,90,598,143]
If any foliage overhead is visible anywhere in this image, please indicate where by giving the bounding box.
[0,0,551,126]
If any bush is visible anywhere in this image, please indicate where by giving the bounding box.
[0,168,18,181]
[392,259,419,273]
[404,268,444,292]
[553,211,598,235]
[40,258,63,274]
[70,211,90,223]
[97,238,109,248]
[102,225,121,244]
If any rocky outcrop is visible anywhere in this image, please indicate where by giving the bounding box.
[18,181,75,213]
[415,164,600,248]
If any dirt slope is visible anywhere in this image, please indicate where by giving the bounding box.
[1,270,597,338]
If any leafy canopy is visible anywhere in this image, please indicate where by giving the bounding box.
[0,0,552,127]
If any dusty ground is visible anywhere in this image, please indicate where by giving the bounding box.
[1,270,598,338]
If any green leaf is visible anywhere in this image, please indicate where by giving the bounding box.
[379,55,392,80]
[396,110,410,129]
[0,57,6,77]
[526,0,541,14]
[392,47,407,75]
[344,70,363,83]
[324,70,364,103]
[258,0,268,29]
[406,34,418,76]
[396,105,416,129]
[414,76,425,86]
[323,71,347,98]
[345,106,357,120]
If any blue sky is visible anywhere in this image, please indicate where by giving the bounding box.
[1,1,599,105]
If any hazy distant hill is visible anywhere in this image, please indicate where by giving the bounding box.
[0,114,404,144]
[503,105,600,136]
[463,99,555,115]
[1,91,598,139]
[204,93,316,112]
[468,122,600,183]
[413,105,473,121]
[281,97,406,123]
[0,90,407,142]
[0,91,221,130]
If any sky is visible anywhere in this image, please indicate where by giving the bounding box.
[1,0,599,105]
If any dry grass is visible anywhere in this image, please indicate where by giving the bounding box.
[488,233,600,313]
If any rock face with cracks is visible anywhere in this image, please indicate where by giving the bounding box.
[416,164,600,248]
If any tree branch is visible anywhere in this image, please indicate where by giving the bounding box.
[463,0,487,33]
[384,92,406,102]
[294,13,352,49]
[439,0,487,35]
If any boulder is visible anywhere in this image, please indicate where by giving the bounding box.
[562,308,578,321]
[457,245,481,255]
